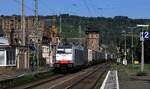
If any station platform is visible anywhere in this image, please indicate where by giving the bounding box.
[118,70,150,89]
[100,70,119,89]
[100,69,150,89]
[0,68,51,82]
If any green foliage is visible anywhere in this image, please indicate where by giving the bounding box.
[0,74,36,89]
[136,71,147,76]
[29,53,46,67]
[55,14,150,63]
[116,64,150,80]
[58,15,138,43]
[39,57,46,67]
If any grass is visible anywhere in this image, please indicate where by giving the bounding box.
[136,71,147,76]
[95,63,150,89]
[144,64,150,74]
[0,67,16,74]
[113,63,150,79]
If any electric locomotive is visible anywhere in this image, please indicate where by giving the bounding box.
[53,45,86,70]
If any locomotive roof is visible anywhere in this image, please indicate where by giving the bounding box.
[0,37,9,45]
[58,45,72,48]
[57,45,84,50]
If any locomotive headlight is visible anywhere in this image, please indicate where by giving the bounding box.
[68,64,73,67]
[55,64,59,67]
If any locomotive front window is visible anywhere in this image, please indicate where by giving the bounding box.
[65,49,72,54]
[57,50,65,54]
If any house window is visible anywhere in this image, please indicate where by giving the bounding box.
[0,49,6,66]
[91,34,93,38]
[6,48,16,66]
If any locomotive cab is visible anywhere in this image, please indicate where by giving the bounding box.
[53,45,86,71]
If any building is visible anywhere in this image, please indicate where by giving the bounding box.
[0,37,16,67]
[85,25,101,51]
[48,17,59,66]
[0,16,50,45]
[0,15,60,69]
[0,37,29,70]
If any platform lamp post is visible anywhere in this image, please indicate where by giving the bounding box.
[137,24,149,72]
[128,27,137,64]
[49,42,52,67]
[122,30,127,65]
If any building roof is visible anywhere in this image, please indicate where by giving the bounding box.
[58,44,72,49]
[85,25,99,34]
[0,37,9,45]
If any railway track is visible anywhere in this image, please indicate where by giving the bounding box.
[65,63,108,89]
[12,74,65,89]
[53,63,109,89]
[13,62,109,89]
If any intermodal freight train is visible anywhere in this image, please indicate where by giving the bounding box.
[53,45,114,71]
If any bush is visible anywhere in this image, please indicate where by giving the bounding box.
[39,57,46,66]
[136,71,147,76]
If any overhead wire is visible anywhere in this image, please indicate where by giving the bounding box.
[89,0,99,17]
[0,7,7,15]
[13,0,34,13]
[39,0,57,15]
[82,0,93,17]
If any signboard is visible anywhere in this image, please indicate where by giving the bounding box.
[140,32,150,41]
[29,43,36,51]
[143,32,150,40]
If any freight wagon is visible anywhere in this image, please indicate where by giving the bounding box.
[87,49,106,65]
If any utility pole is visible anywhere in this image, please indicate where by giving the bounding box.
[21,0,25,46]
[141,31,144,72]
[34,0,39,68]
[1,17,5,37]
[78,17,82,45]
[137,24,149,72]
[79,25,81,38]
[122,30,127,65]
[21,0,27,69]
[128,27,137,64]
[131,29,134,64]
[124,31,127,62]
[59,15,62,34]
[2,17,4,32]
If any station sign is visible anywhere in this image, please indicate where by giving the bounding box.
[140,32,150,41]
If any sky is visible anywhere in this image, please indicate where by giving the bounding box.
[0,0,150,19]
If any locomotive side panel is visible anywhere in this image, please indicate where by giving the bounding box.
[73,47,86,67]
[91,50,106,64]
[54,45,86,71]
[88,49,93,62]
